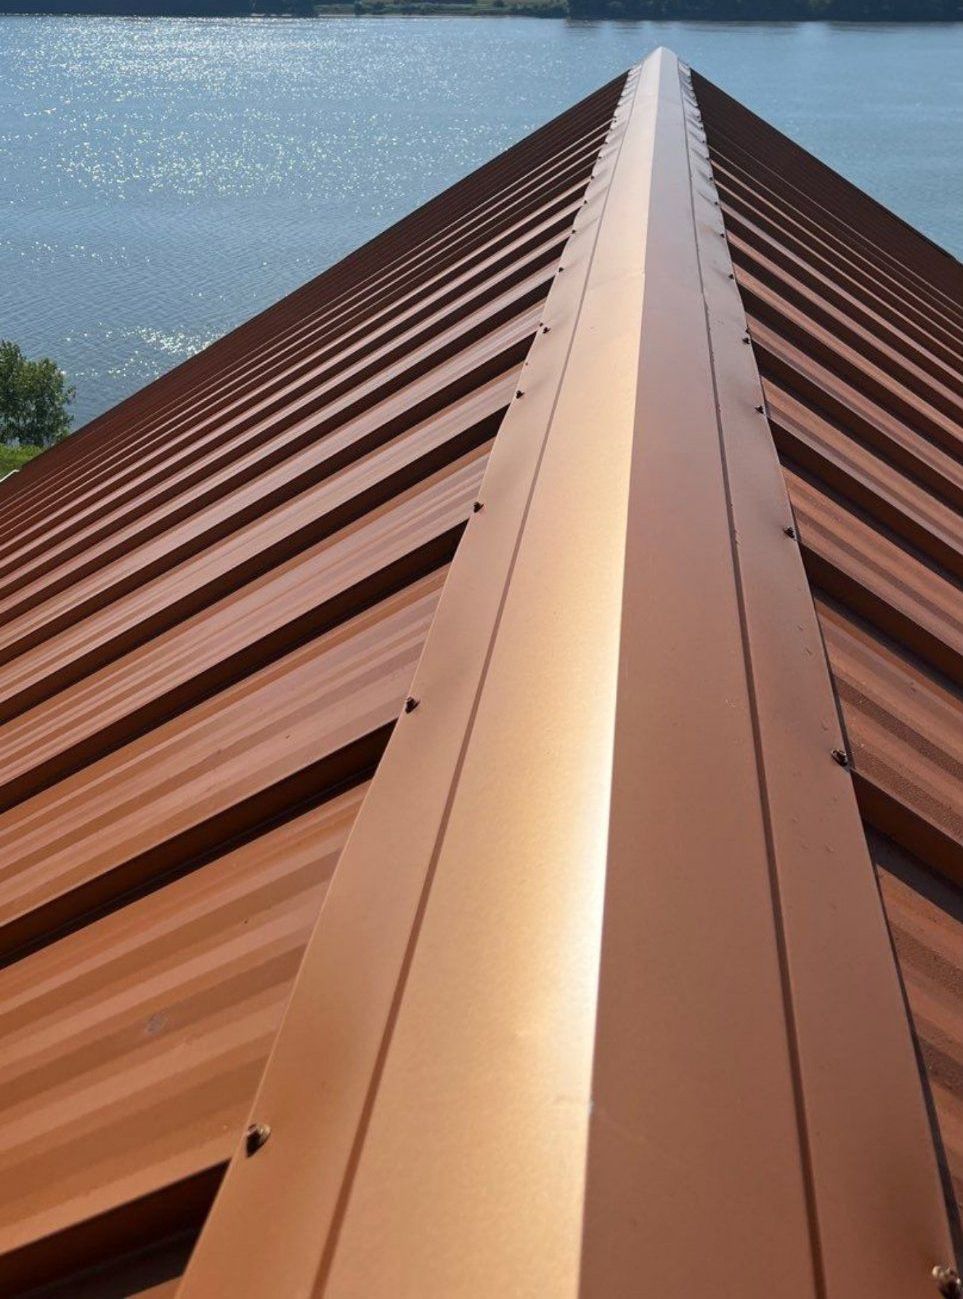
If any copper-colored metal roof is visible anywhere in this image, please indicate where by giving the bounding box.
[694,70,963,1224]
[0,49,959,1299]
[0,74,622,1294]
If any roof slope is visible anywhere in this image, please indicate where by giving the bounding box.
[1,49,959,1299]
[0,74,623,1295]
[694,69,963,1221]
[176,51,958,1299]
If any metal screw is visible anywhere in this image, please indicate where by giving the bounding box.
[516,390,525,399]
[245,1123,270,1156]
[755,404,765,414]
[404,696,419,714]
[784,525,796,539]
[831,748,850,768]
[933,1267,962,1298]
[472,500,484,513]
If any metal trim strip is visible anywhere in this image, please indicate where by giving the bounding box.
[173,52,956,1298]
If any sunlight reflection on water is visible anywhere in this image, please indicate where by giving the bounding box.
[1,15,960,424]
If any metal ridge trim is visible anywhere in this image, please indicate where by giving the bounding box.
[682,59,958,1296]
[174,50,957,1298]
[173,59,641,1299]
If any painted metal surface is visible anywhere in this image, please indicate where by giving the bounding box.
[0,72,621,1294]
[176,50,956,1299]
[1,49,958,1297]
[696,69,963,1227]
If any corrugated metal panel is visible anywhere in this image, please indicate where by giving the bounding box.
[4,50,958,1298]
[175,50,956,1299]
[695,68,963,1228]
[0,71,625,1295]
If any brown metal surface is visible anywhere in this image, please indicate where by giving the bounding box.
[176,50,955,1299]
[0,73,623,1294]
[2,49,958,1298]
[696,68,963,1225]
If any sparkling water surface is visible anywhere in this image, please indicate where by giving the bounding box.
[1,16,961,425]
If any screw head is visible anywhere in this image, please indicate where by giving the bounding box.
[933,1266,962,1298]
[784,525,796,539]
[404,696,420,714]
[831,748,850,768]
[472,500,483,513]
[755,404,765,414]
[516,390,524,399]
[245,1123,270,1156]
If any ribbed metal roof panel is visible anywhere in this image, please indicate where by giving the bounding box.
[695,67,963,1227]
[0,71,625,1294]
[174,51,957,1299]
[3,52,959,1298]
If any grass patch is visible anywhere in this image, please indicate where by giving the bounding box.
[0,443,42,475]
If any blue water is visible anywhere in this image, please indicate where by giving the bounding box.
[1,16,961,426]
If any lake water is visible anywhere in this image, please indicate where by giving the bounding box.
[1,15,961,427]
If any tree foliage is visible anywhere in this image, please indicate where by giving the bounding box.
[0,340,74,450]
[569,0,960,14]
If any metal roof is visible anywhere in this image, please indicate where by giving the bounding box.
[694,69,963,1228]
[0,49,959,1299]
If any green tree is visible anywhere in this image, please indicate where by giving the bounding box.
[0,340,74,449]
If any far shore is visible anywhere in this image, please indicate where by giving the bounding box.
[2,2,961,18]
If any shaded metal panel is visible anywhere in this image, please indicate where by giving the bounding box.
[0,785,366,1260]
[173,61,638,1299]
[696,68,963,1228]
[872,833,963,1215]
[177,50,954,1299]
[0,67,621,1292]
[0,575,442,963]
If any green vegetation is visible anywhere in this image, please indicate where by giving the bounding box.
[0,340,74,473]
[1,0,958,14]
[568,0,961,15]
[316,0,963,13]
[0,442,45,476]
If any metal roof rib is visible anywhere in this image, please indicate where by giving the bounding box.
[0,65,623,1298]
[0,49,959,1299]
[695,66,963,1239]
[172,50,956,1299]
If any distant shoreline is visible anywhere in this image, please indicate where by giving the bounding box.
[1,2,961,17]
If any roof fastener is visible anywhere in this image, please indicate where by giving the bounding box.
[472,500,484,513]
[831,748,850,768]
[743,334,751,344]
[542,325,550,334]
[755,404,765,414]
[933,1266,962,1298]
[516,389,525,398]
[404,696,420,714]
[245,1123,270,1156]
[784,525,796,539]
